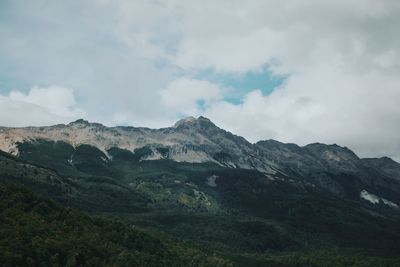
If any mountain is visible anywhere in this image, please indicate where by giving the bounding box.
[1,117,399,208]
[1,117,400,266]
[0,117,276,173]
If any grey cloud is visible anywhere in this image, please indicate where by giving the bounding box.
[1,0,400,160]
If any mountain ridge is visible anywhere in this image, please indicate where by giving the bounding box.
[0,117,397,170]
[1,116,400,209]
[1,116,395,161]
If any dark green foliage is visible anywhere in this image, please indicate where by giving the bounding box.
[156,147,170,157]
[17,140,77,175]
[213,151,235,163]
[229,249,400,267]
[2,141,400,266]
[72,145,111,176]
[132,146,153,160]
[126,212,298,253]
[0,182,232,267]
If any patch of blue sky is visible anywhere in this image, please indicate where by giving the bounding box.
[196,99,207,111]
[194,67,286,105]
[0,66,32,94]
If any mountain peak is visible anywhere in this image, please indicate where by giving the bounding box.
[305,143,359,161]
[69,119,90,125]
[173,116,197,127]
[68,119,105,129]
[173,116,216,129]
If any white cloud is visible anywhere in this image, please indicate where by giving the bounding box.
[158,0,400,160]
[109,78,224,128]
[205,64,400,159]
[159,78,223,116]
[9,86,84,118]
[2,0,400,159]
[169,0,400,75]
[0,86,85,126]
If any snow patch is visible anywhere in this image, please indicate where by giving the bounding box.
[381,198,399,209]
[67,157,73,166]
[360,190,398,208]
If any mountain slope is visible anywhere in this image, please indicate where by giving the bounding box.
[0,117,277,172]
[1,118,400,266]
[1,142,400,250]
[1,117,399,209]
[0,181,232,267]
[1,146,400,266]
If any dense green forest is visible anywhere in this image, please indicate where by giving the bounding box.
[0,181,231,267]
[1,142,400,266]
[2,181,400,267]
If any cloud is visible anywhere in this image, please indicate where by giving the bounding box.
[205,64,400,160]
[160,78,223,116]
[169,0,400,75]
[0,0,174,124]
[109,78,223,128]
[158,0,400,160]
[1,0,400,159]
[9,86,85,118]
[0,86,85,126]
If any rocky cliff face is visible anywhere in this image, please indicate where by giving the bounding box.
[1,116,400,208]
[0,117,277,173]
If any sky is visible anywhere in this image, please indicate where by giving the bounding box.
[1,0,400,160]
